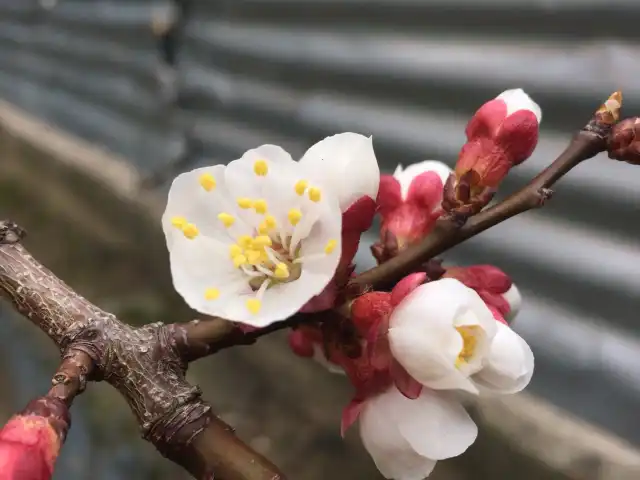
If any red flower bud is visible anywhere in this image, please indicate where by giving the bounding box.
[445,89,541,218]
[373,161,451,259]
[608,117,640,165]
[0,397,70,480]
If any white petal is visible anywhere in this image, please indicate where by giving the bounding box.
[389,326,478,394]
[496,88,542,123]
[388,279,498,393]
[168,234,252,317]
[473,323,535,394]
[162,165,252,245]
[360,390,438,480]
[393,160,452,201]
[389,389,478,460]
[502,283,522,323]
[299,133,380,210]
[224,145,304,233]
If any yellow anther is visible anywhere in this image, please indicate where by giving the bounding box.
[218,212,235,227]
[258,215,277,235]
[199,173,216,191]
[308,187,322,202]
[204,288,220,300]
[288,208,303,226]
[233,254,247,268]
[264,215,277,229]
[294,179,308,196]
[182,223,199,239]
[455,325,481,368]
[246,298,262,314]
[324,239,338,254]
[237,197,253,209]
[238,235,253,249]
[274,262,290,279]
[171,216,187,229]
[245,249,262,265]
[229,244,243,258]
[253,199,268,214]
[253,159,268,176]
[252,235,272,248]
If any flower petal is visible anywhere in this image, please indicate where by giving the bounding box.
[224,145,303,235]
[162,165,252,246]
[388,279,498,394]
[497,88,542,123]
[299,133,380,210]
[377,175,403,217]
[389,389,478,460]
[502,283,522,323]
[360,391,438,480]
[473,322,534,394]
[393,160,451,201]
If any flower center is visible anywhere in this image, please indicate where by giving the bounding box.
[455,325,482,368]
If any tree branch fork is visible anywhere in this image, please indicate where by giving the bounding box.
[0,92,625,479]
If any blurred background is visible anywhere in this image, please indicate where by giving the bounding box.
[1,0,640,479]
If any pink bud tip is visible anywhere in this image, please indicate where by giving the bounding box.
[0,398,70,480]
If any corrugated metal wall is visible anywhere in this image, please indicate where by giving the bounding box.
[1,0,639,445]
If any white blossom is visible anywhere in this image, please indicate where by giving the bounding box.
[388,278,533,395]
[163,134,378,327]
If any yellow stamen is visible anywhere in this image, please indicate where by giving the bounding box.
[253,199,268,214]
[171,216,187,229]
[246,298,262,314]
[324,239,338,254]
[204,288,220,300]
[254,159,268,176]
[245,249,262,265]
[264,215,277,229]
[274,263,290,279]
[252,235,272,248]
[199,173,216,191]
[288,208,303,226]
[218,212,235,228]
[455,325,481,368]
[229,244,243,258]
[237,197,253,209]
[238,235,253,249]
[182,223,199,239]
[294,179,308,196]
[233,254,247,268]
[308,187,322,202]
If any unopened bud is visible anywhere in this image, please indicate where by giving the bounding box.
[446,89,541,219]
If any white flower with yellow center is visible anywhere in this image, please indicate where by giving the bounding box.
[388,278,534,395]
[163,144,346,327]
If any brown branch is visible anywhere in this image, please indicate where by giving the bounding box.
[0,222,286,480]
[177,91,623,353]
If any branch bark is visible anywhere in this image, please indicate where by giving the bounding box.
[0,221,285,480]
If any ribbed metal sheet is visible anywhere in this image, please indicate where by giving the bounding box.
[0,0,184,172]
[0,0,638,446]
[178,0,640,444]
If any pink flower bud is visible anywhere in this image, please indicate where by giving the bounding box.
[445,89,541,217]
[374,161,451,258]
[608,117,640,165]
[0,397,70,480]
